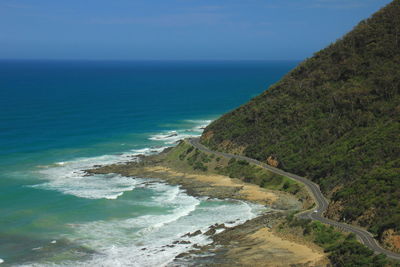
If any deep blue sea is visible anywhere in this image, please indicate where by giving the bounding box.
[0,60,297,266]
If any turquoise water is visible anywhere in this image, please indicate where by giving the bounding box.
[0,60,297,266]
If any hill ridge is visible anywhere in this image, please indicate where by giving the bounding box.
[201,0,400,252]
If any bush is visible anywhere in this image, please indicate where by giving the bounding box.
[193,162,208,172]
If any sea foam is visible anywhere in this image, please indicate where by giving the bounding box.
[149,119,212,145]
[53,191,266,267]
[32,146,167,200]
[32,118,211,200]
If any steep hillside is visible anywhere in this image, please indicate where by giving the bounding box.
[201,0,400,251]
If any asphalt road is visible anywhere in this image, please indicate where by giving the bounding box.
[188,137,400,260]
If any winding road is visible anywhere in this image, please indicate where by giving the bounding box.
[188,137,400,260]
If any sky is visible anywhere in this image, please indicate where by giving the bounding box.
[0,0,393,60]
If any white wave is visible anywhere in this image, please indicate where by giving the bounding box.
[131,146,169,155]
[32,172,140,200]
[148,182,183,204]
[149,119,212,145]
[32,145,167,200]
[149,131,194,145]
[20,180,267,267]
[32,118,212,200]
[0,259,3,264]
[185,119,212,132]
[45,190,265,267]
[184,119,212,125]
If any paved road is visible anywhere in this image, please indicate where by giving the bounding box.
[188,137,400,260]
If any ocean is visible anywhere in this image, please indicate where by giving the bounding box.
[0,60,297,266]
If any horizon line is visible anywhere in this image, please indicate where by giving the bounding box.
[0,58,303,62]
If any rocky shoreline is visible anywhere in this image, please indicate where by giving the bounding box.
[86,151,302,210]
[86,148,327,266]
[171,212,327,267]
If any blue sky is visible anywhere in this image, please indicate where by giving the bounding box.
[0,0,392,60]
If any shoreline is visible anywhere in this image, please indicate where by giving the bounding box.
[172,213,327,267]
[87,143,328,266]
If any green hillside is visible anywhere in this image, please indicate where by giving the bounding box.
[201,0,400,250]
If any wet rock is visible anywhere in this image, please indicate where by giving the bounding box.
[183,230,202,237]
[217,223,227,229]
[168,240,191,245]
[191,230,202,237]
[175,252,190,258]
[210,223,227,230]
[204,228,216,236]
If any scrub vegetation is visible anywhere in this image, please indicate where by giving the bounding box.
[166,141,310,203]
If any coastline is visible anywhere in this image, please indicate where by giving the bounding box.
[87,141,328,266]
[172,213,327,267]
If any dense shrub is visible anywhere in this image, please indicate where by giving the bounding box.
[201,0,400,236]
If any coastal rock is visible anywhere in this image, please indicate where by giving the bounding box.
[190,230,202,237]
[172,212,328,266]
[213,223,227,230]
[175,252,191,259]
[173,240,191,244]
[183,230,202,237]
[204,228,216,236]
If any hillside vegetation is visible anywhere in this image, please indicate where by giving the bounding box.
[201,0,400,250]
